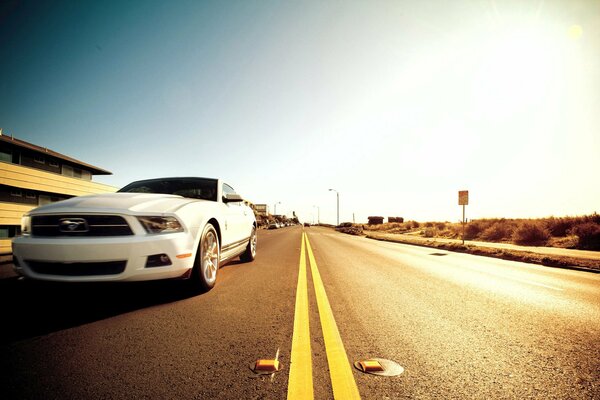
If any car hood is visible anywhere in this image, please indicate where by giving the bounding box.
[28,193,207,215]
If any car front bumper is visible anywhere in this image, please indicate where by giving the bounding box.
[12,233,197,282]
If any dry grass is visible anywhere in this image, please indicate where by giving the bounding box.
[357,213,600,251]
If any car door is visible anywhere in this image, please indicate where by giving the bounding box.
[221,183,248,246]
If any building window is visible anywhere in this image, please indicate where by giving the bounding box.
[10,190,22,197]
[49,160,59,167]
[39,195,51,205]
[26,191,36,199]
[0,150,11,163]
[0,226,20,238]
[61,165,92,180]
[34,155,45,164]
[62,165,74,177]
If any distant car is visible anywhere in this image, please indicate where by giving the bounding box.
[304,222,310,227]
[12,177,257,293]
[268,223,278,230]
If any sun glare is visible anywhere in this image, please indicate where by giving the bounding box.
[568,24,583,40]
[470,23,565,118]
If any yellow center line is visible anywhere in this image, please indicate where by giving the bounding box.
[305,233,361,400]
[287,232,314,399]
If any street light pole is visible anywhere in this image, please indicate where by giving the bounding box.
[328,189,339,226]
[313,205,320,225]
[273,201,281,215]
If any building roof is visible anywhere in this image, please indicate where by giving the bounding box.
[0,133,112,175]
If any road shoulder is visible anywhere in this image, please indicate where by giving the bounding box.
[362,232,600,273]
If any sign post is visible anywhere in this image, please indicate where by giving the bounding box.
[458,190,469,245]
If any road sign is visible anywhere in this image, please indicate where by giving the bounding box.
[458,190,469,206]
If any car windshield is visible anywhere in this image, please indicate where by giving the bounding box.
[118,178,218,201]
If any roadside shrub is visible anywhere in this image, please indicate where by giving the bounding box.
[422,228,435,238]
[388,226,410,234]
[571,222,600,250]
[545,217,575,237]
[439,226,459,239]
[447,223,462,238]
[435,222,446,230]
[337,225,363,235]
[424,222,434,228]
[586,212,600,224]
[464,221,485,240]
[409,221,420,229]
[513,222,550,245]
[393,223,407,232]
[363,223,381,231]
[363,222,404,231]
[480,222,513,242]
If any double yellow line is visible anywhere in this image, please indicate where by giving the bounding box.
[287,232,361,400]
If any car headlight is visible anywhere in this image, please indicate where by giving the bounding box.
[137,216,183,234]
[21,214,31,236]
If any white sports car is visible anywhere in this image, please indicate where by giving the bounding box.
[12,177,257,292]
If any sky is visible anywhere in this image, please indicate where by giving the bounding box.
[1,0,599,224]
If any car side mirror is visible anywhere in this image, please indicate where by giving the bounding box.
[223,193,243,203]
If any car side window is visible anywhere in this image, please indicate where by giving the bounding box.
[222,183,239,205]
[222,183,236,196]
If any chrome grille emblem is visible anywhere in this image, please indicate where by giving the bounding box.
[59,218,89,233]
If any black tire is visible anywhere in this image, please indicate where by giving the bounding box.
[239,226,257,262]
[189,224,220,293]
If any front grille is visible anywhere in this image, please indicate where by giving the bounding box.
[31,215,133,237]
[27,260,127,276]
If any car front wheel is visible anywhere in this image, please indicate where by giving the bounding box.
[190,223,220,293]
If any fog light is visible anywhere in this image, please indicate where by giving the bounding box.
[146,254,172,268]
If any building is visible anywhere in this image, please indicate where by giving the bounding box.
[253,204,268,216]
[0,131,116,254]
[368,216,384,225]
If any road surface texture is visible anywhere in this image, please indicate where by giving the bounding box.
[1,226,598,399]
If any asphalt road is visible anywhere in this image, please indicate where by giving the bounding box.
[1,226,598,399]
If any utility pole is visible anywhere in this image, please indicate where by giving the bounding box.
[328,189,339,226]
